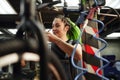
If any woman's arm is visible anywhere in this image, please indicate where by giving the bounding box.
[46,32,82,60]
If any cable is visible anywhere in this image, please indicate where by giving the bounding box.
[93,0,106,7]
[94,0,99,6]
[70,2,112,80]
[92,19,110,80]
[71,9,110,80]
[71,11,88,80]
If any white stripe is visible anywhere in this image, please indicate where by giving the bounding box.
[82,44,101,57]
[85,26,96,35]
[84,62,96,74]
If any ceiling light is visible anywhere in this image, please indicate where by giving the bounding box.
[106,32,120,38]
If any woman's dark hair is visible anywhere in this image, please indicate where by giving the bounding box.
[55,15,71,27]
[55,15,82,43]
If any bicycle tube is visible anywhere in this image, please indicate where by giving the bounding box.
[47,52,67,80]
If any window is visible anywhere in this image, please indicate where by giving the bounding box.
[0,0,16,14]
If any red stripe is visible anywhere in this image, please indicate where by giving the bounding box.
[82,62,102,75]
[82,27,103,79]
[83,44,102,74]
[84,44,95,55]
[92,65,102,75]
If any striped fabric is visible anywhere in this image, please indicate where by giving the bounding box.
[81,21,102,80]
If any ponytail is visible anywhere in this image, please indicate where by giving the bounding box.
[66,18,82,44]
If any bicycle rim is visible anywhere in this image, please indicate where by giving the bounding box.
[47,53,67,80]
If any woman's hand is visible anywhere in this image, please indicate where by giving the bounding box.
[46,32,58,42]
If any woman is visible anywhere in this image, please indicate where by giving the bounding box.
[46,15,82,80]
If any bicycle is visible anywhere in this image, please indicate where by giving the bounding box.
[0,0,67,80]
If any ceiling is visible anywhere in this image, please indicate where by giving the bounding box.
[0,0,120,38]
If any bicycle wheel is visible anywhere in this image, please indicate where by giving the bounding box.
[47,52,67,80]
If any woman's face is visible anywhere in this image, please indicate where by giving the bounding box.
[52,18,68,38]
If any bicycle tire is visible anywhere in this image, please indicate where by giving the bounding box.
[46,52,67,80]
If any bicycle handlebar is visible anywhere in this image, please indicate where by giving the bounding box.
[37,0,61,11]
[0,38,38,57]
